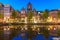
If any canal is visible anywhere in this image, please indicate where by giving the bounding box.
[0,25,60,40]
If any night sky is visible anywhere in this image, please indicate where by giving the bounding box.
[0,0,60,11]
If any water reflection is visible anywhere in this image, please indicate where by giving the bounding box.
[0,25,60,40]
[3,26,11,40]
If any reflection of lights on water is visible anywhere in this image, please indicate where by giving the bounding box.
[48,26,57,31]
[37,28,40,31]
[48,28,50,30]
[21,28,24,30]
[4,28,6,30]
[24,26,28,30]
[7,28,10,30]
[32,27,36,31]
[37,28,40,34]
[31,27,35,31]
[4,28,10,30]
[48,26,53,30]
[25,27,27,30]
[31,25,39,31]
[54,28,56,30]
[32,28,35,31]
[49,26,53,29]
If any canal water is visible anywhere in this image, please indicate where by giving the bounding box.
[0,25,60,40]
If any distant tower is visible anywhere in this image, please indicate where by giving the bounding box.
[27,2,32,12]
